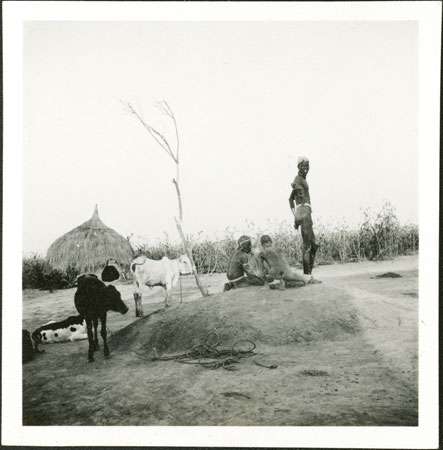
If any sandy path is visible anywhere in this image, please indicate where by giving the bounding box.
[314,254,417,279]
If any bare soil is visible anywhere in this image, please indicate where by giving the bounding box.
[22,255,418,426]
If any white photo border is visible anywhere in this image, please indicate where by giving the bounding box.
[2,1,440,448]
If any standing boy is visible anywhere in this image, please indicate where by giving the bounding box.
[289,156,320,281]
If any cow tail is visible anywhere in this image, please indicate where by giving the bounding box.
[131,256,147,273]
[131,261,143,273]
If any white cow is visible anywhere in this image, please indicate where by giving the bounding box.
[130,255,193,316]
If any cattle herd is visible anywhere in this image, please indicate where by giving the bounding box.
[23,255,192,363]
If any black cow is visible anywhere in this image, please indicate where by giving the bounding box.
[74,273,98,287]
[101,259,121,282]
[74,274,128,362]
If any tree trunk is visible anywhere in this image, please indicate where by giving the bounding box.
[123,100,208,298]
[174,217,209,297]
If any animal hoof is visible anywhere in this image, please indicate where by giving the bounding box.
[88,357,94,363]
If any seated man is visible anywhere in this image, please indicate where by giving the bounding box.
[257,235,320,290]
[223,235,265,291]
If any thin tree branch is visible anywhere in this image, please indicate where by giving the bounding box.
[172,114,180,167]
[172,178,183,222]
[122,100,177,162]
[156,100,173,118]
[156,100,179,164]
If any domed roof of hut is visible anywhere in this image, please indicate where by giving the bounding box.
[47,205,134,273]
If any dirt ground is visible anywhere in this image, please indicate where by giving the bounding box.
[22,255,418,426]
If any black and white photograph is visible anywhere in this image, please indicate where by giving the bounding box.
[2,1,440,448]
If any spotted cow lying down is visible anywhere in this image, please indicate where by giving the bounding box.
[32,315,87,351]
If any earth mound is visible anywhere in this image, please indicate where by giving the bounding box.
[110,284,361,355]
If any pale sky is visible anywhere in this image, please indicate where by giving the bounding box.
[23,20,418,255]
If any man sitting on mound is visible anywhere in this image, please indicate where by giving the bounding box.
[223,235,265,291]
[257,234,321,290]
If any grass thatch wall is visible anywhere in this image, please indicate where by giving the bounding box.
[47,205,134,273]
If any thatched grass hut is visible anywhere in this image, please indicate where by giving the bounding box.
[47,205,134,273]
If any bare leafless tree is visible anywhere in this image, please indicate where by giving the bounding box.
[122,99,209,297]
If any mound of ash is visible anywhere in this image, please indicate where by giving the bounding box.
[372,272,402,279]
[110,284,361,356]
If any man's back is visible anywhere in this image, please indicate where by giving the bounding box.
[226,249,249,280]
[258,245,289,278]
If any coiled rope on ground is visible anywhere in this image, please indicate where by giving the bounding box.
[150,332,257,371]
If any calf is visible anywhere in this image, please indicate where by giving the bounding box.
[130,255,193,316]
[31,315,87,352]
[74,274,128,362]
